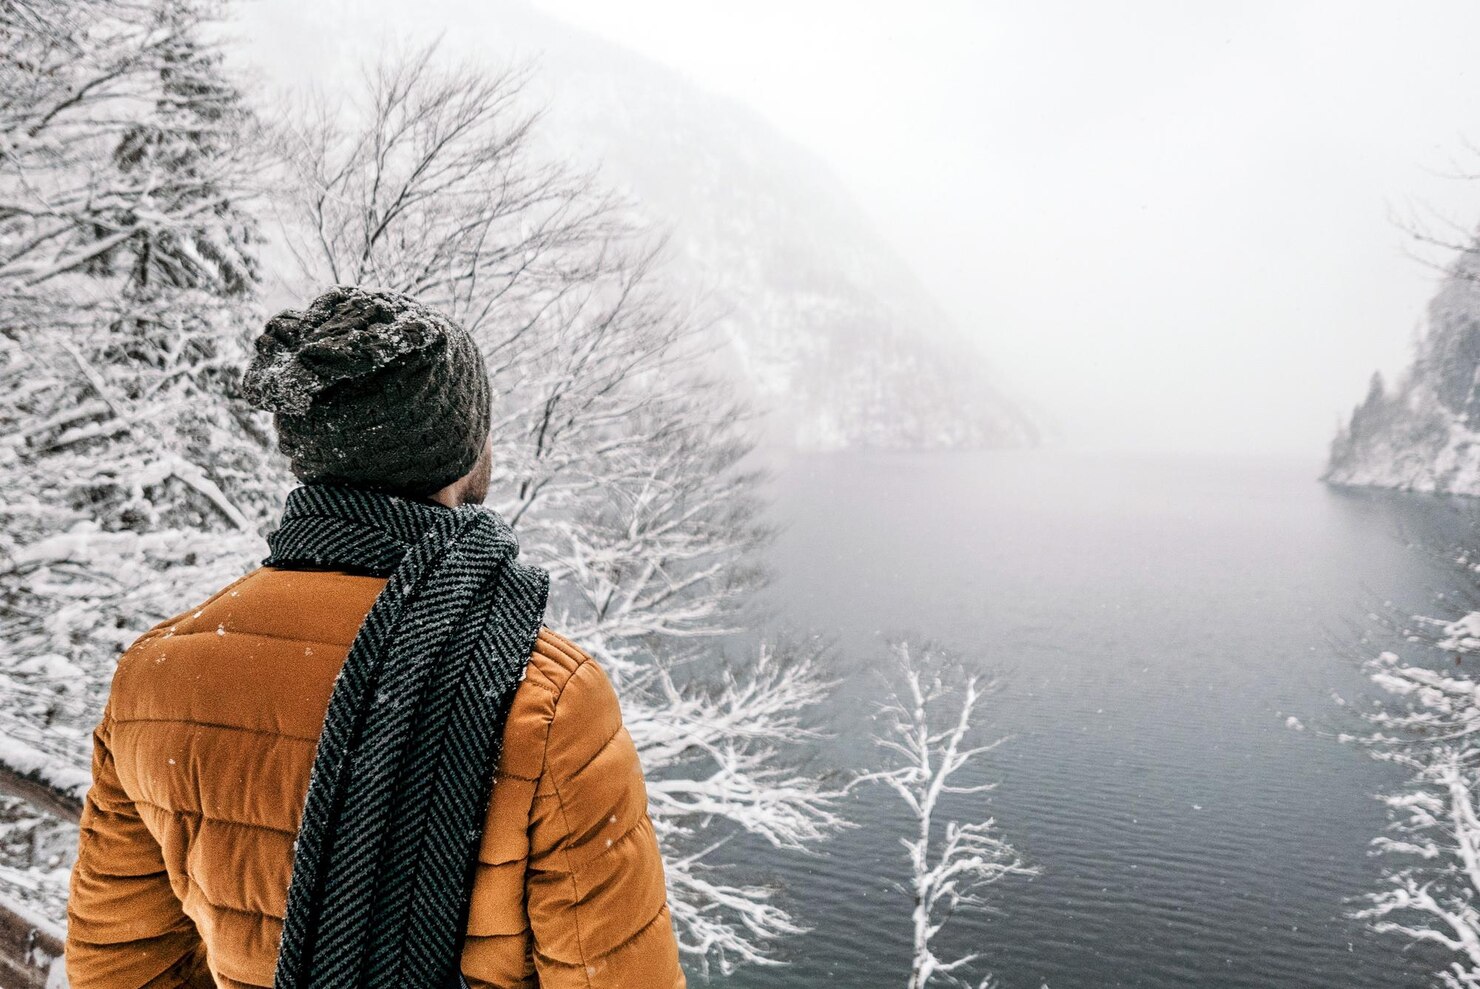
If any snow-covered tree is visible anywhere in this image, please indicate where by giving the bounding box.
[0,0,272,919]
[1349,610,1480,987]
[270,44,842,974]
[0,25,842,976]
[268,46,762,655]
[1355,648,1480,983]
[859,641,1037,989]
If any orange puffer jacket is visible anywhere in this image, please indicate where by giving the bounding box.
[64,566,685,989]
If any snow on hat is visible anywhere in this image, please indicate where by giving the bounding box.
[241,286,492,498]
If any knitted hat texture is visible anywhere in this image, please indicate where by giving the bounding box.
[241,286,491,497]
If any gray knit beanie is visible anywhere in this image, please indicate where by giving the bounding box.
[240,286,491,498]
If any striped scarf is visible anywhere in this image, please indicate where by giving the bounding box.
[263,483,549,989]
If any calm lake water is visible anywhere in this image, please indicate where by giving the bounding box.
[722,450,1474,989]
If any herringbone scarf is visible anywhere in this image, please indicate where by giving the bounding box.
[263,483,549,989]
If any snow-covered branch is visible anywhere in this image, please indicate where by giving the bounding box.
[862,641,1037,989]
[1351,586,1480,986]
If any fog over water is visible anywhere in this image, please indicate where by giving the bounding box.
[744,450,1465,988]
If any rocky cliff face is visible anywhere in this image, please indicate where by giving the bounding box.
[1326,245,1480,494]
[489,4,1040,451]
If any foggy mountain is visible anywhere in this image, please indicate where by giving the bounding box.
[483,2,1040,451]
[1326,243,1480,495]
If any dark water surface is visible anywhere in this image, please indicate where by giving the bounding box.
[722,450,1473,989]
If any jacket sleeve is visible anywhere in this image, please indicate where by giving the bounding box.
[66,702,213,989]
[525,659,685,988]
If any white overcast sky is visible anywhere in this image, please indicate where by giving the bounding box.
[235,0,1480,456]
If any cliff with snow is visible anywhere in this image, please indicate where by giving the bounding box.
[1325,244,1480,495]
[483,4,1040,451]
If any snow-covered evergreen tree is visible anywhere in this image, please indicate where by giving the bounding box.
[1324,232,1480,495]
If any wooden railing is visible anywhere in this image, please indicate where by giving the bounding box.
[0,756,83,988]
[0,890,66,989]
[0,759,85,824]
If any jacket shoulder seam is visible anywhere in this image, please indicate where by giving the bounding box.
[554,723,625,787]
[533,628,591,672]
[153,628,356,649]
[539,655,603,772]
[111,717,320,745]
[131,569,266,647]
[538,625,589,654]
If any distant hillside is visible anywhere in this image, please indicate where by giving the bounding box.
[1326,242,1480,494]
[486,3,1040,451]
